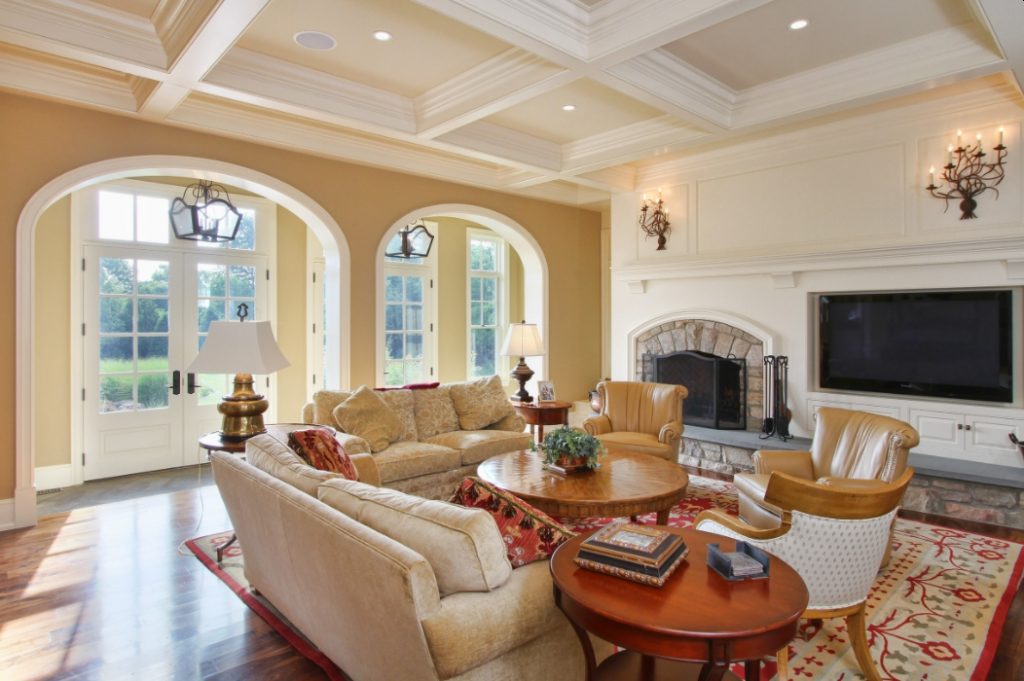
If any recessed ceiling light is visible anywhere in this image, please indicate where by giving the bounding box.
[562,104,576,111]
[789,19,809,30]
[373,30,392,42]
[294,31,336,50]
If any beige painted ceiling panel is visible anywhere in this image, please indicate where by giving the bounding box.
[663,0,975,90]
[486,78,664,144]
[91,0,161,17]
[236,0,511,98]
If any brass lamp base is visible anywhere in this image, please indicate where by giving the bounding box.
[510,358,535,403]
[218,373,269,439]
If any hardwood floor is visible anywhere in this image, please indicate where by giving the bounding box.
[1,467,1022,680]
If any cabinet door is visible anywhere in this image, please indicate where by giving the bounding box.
[965,415,1021,466]
[909,409,964,458]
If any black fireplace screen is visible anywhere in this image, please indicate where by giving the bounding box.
[652,350,746,430]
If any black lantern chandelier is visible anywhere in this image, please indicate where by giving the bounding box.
[170,180,243,242]
[638,190,671,250]
[386,221,435,258]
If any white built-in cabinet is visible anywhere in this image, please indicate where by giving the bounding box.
[807,393,1023,468]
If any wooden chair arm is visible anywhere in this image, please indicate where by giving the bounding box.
[694,509,791,540]
[753,450,813,478]
[765,468,915,519]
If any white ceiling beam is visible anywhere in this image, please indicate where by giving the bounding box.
[974,0,1024,96]
[561,115,709,175]
[138,0,272,119]
[0,44,138,112]
[436,120,563,171]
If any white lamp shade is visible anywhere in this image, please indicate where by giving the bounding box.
[501,323,544,357]
[188,320,290,374]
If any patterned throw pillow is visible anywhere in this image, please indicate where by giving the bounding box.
[449,375,514,430]
[287,428,359,480]
[413,385,460,439]
[333,385,405,453]
[449,477,576,568]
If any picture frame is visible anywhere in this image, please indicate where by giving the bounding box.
[537,381,555,402]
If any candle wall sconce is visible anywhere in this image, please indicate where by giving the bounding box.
[926,127,1008,220]
[638,190,671,250]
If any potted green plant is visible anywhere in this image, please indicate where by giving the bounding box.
[539,426,605,473]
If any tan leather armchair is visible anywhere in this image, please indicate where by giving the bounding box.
[582,381,688,460]
[736,407,920,529]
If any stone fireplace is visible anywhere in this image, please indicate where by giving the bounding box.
[633,319,764,433]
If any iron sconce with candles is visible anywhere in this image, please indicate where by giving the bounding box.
[638,190,671,250]
[926,127,1008,220]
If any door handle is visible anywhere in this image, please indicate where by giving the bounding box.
[187,373,198,395]
[168,370,181,396]
[965,424,972,431]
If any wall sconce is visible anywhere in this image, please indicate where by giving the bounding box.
[385,221,435,259]
[926,127,1008,219]
[638,190,671,250]
[169,180,243,242]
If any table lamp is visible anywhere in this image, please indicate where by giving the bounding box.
[188,312,290,439]
[502,321,544,403]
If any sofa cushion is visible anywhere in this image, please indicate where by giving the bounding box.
[427,429,533,466]
[318,478,512,597]
[377,389,418,442]
[450,477,576,568]
[245,433,343,496]
[449,375,514,430]
[287,428,359,480]
[311,389,351,428]
[332,386,404,453]
[596,431,674,458]
[374,441,463,483]
[413,385,460,439]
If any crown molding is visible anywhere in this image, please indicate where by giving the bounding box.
[437,120,563,171]
[577,165,636,192]
[204,48,416,135]
[734,26,1006,128]
[561,114,705,174]
[0,0,166,69]
[604,49,735,128]
[415,48,570,138]
[976,0,1024,95]
[151,0,216,66]
[613,234,1024,283]
[0,45,137,111]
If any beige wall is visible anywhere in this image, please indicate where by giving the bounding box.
[274,206,309,421]
[33,197,71,469]
[0,92,603,499]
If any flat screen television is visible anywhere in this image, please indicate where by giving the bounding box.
[818,289,1014,403]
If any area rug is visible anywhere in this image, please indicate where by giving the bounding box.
[186,476,1023,681]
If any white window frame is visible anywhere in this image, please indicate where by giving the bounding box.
[378,224,438,386]
[466,229,509,380]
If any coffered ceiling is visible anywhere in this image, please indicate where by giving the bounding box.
[0,0,1021,208]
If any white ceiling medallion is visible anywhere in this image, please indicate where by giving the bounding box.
[294,31,337,50]
[788,19,809,30]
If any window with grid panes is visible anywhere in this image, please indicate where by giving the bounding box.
[468,233,504,378]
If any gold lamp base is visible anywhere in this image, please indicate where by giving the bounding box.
[218,373,269,439]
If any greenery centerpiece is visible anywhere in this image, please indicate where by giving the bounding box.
[539,426,605,472]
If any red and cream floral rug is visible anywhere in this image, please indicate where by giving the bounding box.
[187,476,1023,680]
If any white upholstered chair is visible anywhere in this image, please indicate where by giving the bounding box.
[695,468,914,681]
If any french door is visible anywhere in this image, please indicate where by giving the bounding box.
[82,245,268,480]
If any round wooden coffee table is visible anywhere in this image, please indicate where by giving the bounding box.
[476,450,689,524]
[551,527,808,680]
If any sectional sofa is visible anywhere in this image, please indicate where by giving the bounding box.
[302,379,533,499]
[210,433,611,681]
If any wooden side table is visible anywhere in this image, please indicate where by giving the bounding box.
[551,527,808,681]
[512,400,572,444]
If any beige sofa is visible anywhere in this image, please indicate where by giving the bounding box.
[211,434,610,681]
[302,382,532,499]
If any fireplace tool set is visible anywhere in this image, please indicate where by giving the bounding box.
[761,355,791,441]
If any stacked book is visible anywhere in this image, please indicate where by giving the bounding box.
[574,523,688,587]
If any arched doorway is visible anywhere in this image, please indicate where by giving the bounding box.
[374,204,548,388]
[14,155,351,527]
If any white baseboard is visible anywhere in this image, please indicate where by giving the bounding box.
[0,498,14,532]
[35,464,74,491]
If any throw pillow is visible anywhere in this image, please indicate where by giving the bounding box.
[449,477,577,568]
[332,385,404,453]
[287,428,359,480]
[413,384,460,439]
[312,389,351,428]
[449,375,514,430]
[377,389,418,442]
[246,433,343,496]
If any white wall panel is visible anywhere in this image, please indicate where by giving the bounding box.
[695,145,905,255]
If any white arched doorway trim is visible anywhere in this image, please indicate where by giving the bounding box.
[14,155,352,528]
[374,204,549,386]
[624,309,777,380]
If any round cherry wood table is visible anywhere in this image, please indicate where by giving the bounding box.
[476,450,689,524]
[551,527,809,681]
